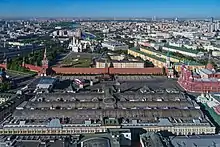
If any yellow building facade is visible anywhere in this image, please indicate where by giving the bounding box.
[144,125,215,135]
[96,61,145,68]
[174,63,205,73]
[0,124,215,135]
[0,126,120,135]
[140,47,180,63]
[128,48,166,68]
[128,48,205,72]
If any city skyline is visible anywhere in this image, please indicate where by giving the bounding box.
[0,0,219,18]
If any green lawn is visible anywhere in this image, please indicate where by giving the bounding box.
[7,69,36,75]
[61,58,92,68]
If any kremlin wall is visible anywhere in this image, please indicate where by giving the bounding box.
[1,46,220,93]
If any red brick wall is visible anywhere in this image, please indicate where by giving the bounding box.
[1,62,163,75]
[0,64,6,69]
[52,67,163,75]
[52,67,107,75]
[109,68,163,75]
[23,64,42,72]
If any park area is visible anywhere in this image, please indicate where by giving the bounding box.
[60,57,92,68]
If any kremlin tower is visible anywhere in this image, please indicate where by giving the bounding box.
[39,48,49,76]
[166,52,174,78]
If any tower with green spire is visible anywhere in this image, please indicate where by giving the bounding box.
[166,51,174,78]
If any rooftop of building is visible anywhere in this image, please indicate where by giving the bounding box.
[0,135,79,147]
[0,133,121,147]
[140,45,181,61]
[198,68,215,75]
[130,47,203,66]
[163,44,201,54]
[17,100,194,112]
[79,133,114,147]
[38,77,57,85]
[129,47,166,63]
[102,40,127,46]
[169,135,220,147]
[1,77,212,130]
[197,94,220,126]
[194,77,220,82]
[173,61,203,66]
[11,108,206,124]
[96,59,144,63]
[8,80,206,126]
[140,132,165,147]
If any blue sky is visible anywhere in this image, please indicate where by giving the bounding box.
[0,0,219,18]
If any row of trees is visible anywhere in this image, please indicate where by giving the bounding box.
[7,58,31,73]
[7,39,66,72]
[169,52,196,62]
[169,51,218,68]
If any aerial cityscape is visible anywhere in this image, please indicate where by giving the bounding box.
[1,0,220,147]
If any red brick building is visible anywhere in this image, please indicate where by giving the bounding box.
[178,64,220,93]
[52,67,163,75]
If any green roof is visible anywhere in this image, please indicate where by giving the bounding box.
[130,47,203,66]
[140,46,181,61]
[163,44,200,54]
[203,103,220,126]
[173,61,203,66]
[130,47,166,63]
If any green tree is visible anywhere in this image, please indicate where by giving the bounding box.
[0,82,11,92]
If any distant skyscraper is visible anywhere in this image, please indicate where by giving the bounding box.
[215,23,220,31]
[211,17,214,23]
[208,24,215,32]
[152,16,156,21]
[175,17,178,22]
[214,23,219,31]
